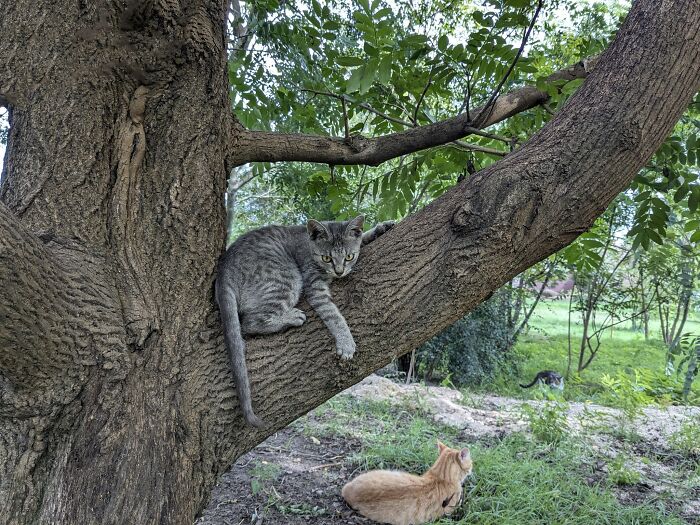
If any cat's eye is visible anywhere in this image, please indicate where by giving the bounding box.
[321,255,332,263]
[345,254,355,261]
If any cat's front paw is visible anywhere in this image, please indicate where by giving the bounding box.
[335,335,356,360]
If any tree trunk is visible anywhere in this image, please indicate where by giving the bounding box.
[1,0,699,523]
[1,1,235,522]
[639,264,649,340]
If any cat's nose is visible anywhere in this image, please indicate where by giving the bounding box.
[334,267,344,276]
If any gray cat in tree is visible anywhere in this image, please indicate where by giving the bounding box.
[216,215,394,427]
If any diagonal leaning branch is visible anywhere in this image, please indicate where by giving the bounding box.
[231,56,599,167]
[226,0,700,445]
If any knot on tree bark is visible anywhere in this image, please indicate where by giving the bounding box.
[343,134,370,154]
[617,116,643,151]
[451,201,482,234]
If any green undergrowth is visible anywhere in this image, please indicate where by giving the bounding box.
[446,434,684,525]
[480,300,700,407]
[483,333,700,407]
[302,397,689,524]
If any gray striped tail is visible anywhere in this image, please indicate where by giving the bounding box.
[215,280,265,428]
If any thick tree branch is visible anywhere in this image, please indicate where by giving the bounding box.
[232,56,598,167]
[227,0,700,452]
[300,88,507,156]
[0,203,127,416]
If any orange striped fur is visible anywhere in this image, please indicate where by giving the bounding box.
[342,441,472,525]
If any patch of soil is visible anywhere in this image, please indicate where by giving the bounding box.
[198,375,700,524]
[196,426,370,525]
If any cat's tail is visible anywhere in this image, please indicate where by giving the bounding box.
[215,280,265,428]
[519,374,540,389]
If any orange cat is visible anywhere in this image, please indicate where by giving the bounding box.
[341,441,472,525]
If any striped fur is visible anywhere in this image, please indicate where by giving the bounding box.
[216,216,393,427]
[342,441,472,525]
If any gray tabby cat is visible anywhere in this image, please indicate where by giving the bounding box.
[216,215,394,427]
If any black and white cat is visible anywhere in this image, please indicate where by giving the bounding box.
[519,370,564,391]
[216,215,393,427]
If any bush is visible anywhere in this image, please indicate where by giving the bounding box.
[416,294,512,387]
[599,370,653,422]
[669,418,700,459]
[520,398,570,444]
[608,455,642,486]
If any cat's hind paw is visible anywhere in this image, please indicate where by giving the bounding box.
[287,308,307,327]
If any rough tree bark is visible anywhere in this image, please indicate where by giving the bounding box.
[0,0,698,524]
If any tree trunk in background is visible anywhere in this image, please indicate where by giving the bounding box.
[666,246,695,353]
[1,0,699,523]
[397,352,413,377]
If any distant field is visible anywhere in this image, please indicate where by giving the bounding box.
[487,299,700,404]
[520,300,700,340]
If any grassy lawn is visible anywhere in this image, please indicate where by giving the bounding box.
[486,300,700,405]
[300,397,695,525]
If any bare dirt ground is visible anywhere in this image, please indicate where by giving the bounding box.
[197,375,700,525]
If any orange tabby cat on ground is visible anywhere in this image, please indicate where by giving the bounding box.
[341,441,472,525]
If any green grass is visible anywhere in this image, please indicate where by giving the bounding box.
[484,300,700,405]
[520,300,700,341]
[448,435,683,525]
[301,396,459,473]
[311,398,689,525]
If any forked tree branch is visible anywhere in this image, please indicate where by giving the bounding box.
[232,0,699,437]
[231,56,599,167]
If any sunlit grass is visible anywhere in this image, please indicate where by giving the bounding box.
[485,300,700,404]
[316,399,689,525]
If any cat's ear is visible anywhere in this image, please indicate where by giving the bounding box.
[307,219,329,240]
[459,448,471,462]
[345,215,365,238]
[437,440,447,453]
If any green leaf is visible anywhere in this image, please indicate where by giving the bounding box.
[360,60,377,93]
[378,55,392,84]
[647,229,664,245]
[684,219,699,232]
[346,66,364,93]
[375,7,392,18]
[674,184,690,202]
[364,42,378,56]
[690,230,700,243]
[634,191,651,202]
[401,34,429,46]
[323,20,341,30]
[631,233,643,251]
[689,188,699,212]
[336,56,365,66]
[438,34,448,52]
[641,233,650,250]
[472,11,487,26]
[353,10,372,25]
